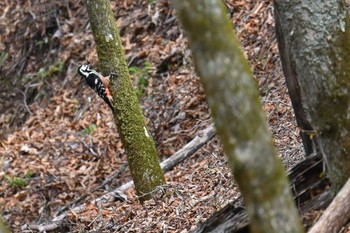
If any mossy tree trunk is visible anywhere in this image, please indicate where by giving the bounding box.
[274,0,350,192]
[171,1,304,233]
[0,215,10,233]
[84,0,165,201]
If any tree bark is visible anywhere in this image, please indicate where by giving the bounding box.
[0,215,10,233]
[84,0,165,201]
[171,1,304,233]
[274,10,315,156]
[274,0,350,191]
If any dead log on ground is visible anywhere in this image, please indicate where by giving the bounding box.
[193,154,332,233]
[308,177,350,233]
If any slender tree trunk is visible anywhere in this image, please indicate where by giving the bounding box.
[171,1,304,233]
[84,0,165,201]
[274,0,350,191]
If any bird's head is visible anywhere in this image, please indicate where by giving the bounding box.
[78,65,92,78]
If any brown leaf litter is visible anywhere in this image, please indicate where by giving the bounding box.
[0,0,306,232]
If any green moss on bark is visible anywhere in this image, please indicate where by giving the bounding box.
[85,0,165,201]
[323,10,350,190]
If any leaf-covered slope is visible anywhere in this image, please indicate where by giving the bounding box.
[0,0,304,232]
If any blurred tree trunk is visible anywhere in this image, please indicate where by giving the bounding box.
[171,1,304,233]
[84,0,165,201]
[0,215,10,233]
[274,0,350,191]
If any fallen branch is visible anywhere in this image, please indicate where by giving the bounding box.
[193,154,333,233]
[106,123,216,202]
[78,123,216,204]
[27,223,59,233]
[161,124,216,172]
[28,124,216,232]
[57,162,129,215]
[308,177,350,233]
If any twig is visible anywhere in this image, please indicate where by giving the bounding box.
[57,162,128,215]
[96,162,128,190]
[9,43,33,80]
[79,138,98,157]
[27,223,59,232]
[136,184,170,199]
[73,100,91,121]
[16,87,32,114]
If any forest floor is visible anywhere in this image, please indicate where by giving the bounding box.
[0,0,310,232]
